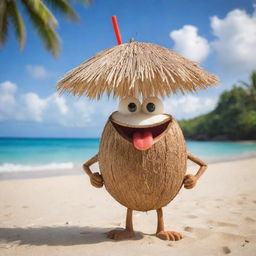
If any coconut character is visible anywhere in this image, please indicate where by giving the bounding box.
[82,96,208,241]
[57,18,218,241]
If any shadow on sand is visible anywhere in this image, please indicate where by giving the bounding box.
[0,226,144,246]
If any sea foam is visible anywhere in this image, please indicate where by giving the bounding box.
[0,162,74,172]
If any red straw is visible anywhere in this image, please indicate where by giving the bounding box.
[111,16,122,45]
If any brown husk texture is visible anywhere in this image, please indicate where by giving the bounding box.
[98,118,187,211]
[57,42,218,99]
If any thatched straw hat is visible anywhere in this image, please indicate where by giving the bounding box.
[57,42,218,99]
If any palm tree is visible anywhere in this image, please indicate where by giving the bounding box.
[0,0,90,57]
[239,70,256,99]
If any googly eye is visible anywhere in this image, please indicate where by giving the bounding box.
[118,97,141,114]
[142,97,164,115]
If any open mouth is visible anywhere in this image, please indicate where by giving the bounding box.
[110,115,172,151]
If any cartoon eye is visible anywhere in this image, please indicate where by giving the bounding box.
[118,97,141,114]
[142,97,164,115]
[128,102,137,112]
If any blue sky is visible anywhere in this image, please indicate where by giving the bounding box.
[0,0,255,137]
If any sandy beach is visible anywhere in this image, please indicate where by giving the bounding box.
[0,158,256,256]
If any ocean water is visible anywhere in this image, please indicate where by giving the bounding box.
[0,138,255,172]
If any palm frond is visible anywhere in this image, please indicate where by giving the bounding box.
[1,0,90,56]
[25,0,59,26]
[0,0,8,47]
[21,0,60,57]
[239,80,250,90]
[6,0,26,50]
[44,0,80,22]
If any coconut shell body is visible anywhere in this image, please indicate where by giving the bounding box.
[98,118,187,211]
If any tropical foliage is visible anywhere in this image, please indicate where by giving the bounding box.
[179,71,256,140]
[0,0,90,57]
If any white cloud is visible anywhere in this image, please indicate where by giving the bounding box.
[21,93,47,122]
[46,94,69,115]
[210,8,256,73]
[0,81,17,107]
[170,25,210,62]
[164,95,217,120]
[72,101,94,126]
[26,65,50,79]
[0,81,17,120]
[0,81,116,127]
[169,7,256,79]
[0,81,17,94]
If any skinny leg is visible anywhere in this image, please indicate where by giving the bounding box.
[156,208,183,241]
[126,208,134,231]
[107,208,135,240]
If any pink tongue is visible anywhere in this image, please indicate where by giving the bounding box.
[133,131,153,151]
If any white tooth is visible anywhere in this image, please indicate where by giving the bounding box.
[111,111,170,126]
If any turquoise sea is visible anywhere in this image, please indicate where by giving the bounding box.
[0,138,256,172]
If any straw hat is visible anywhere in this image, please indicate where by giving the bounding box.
[57,42,218,99]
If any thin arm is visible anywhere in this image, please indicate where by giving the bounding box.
[82,154,98,177]
[187,152,207,179]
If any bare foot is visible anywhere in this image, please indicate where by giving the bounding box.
[107,228,135,240]
[156,230,183,241]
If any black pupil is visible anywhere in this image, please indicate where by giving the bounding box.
[128,102,137,112]
[146,102,155,112]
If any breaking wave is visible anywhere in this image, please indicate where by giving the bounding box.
[0,162,74,172]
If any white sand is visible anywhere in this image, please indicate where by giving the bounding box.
[0,158,256,256]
